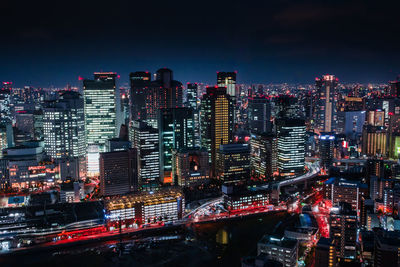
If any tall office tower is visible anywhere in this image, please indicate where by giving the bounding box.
[315,75,339,133]
[0,82,12,122]
[158,107,194,184]
[200,86,234,177]
[172,147,210,187]
[99,148,137,196]
[248,96,272,134]
[319,133,335,169]
[275,95,303,119]
[250,133,277,181]
[130,120,160,190]
[43,91,86,180]
[186,83,201,147]
[83,72,117,151]
[315,237,337,267]
[186,83,198,109]
[146,68,183,128]
[330,202,358,262]
[216,144,251,184]
[217,71,237,97]
[129,71,151,121]
[276,118,306,177]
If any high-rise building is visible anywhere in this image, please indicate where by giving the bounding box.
[217,71,237,97]
[99,148,137,196]
[200,86,234,176]
[0,82,12,122]
[129,71,151,121]
[158,107,194,184]
[129,120,159,191]
[172,147,210,187]
[324,177,368,215]
[43,91,86,180]
[250,133,277,181]
[276,118,306,177]
[248,96,272,134]
[216,144,251,184]
[319,133,335,169]
[330,202,358,262]
[146,68,183,128]
[186,83,198,109]
[83,72,117,151]
[315,75,339,133]
[186,83,201,147]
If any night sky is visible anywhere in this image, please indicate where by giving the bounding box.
[1,0,399,87]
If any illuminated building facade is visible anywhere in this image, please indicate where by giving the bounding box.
[145,68,183,128]
[222,185,270,212]
[200,86,234,177]
[216,144,251,184]
[158,108,194,184]
[319,133,335,169]
[330,203,358,262]
[248,96,272,134]
[104,187,184,226]
[362,125,388,157]
[99,148,137,196]
[186,83,201,147]
[257,235,299,267]
[129,71,151,121]
[172,147,209,187]
[83,72,117,151]
[129,120,159,190]
[0,82,12,122]
[276,118,306,177]
[1,145,58,188]
[217,71,237,97]
[315,75,339,133]
[324,177,368,216]
[43,91,86,180]
[250,133,277,180]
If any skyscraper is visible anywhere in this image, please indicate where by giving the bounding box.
[276,118,306,177]
[129,71,151,121]
[43,91,86,180]
[216,144,251,184]
[319,133,335,169]
[158,107,194,184]
[250,133,277,181]
[248,96,272,134]
[330,202,358,262]
[99,148,137,196]
[315,75,339,133]
[186,83,201,147]
[200,86,234,176]
[129,120,160,191]
[83,72,117,151]
[146,68,183,128]
[217,72,237,97]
